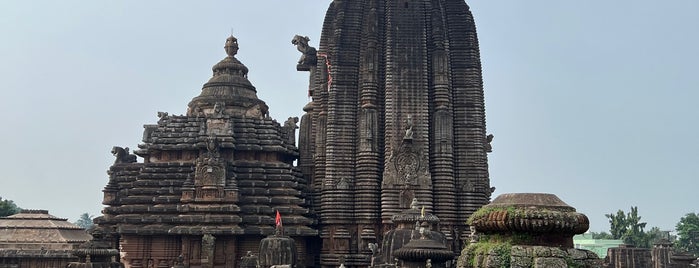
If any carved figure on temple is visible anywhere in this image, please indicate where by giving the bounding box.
[369,243,379,267]
[485,134,494,153]
[157,111,169,118]
[213,102,225,118]
[205,135,220,158]
[201,232,215,263]
[337,177,350,189]
[410,198,419,209]
[469,225,479,244]
[291,35,317,67]
[111,146,137,164]
[284,117,299,129]
[403,115,414,140]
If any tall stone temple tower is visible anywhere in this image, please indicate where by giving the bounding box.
[296,0,492,266]
[97,0,491,267]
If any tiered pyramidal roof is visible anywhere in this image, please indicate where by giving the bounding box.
[97,36,315,267]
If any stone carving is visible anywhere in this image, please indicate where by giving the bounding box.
[157,111,169,118]
[201,233,215,266]
[337,177,350,189]
[292,35,317,68]
[284,117,299,129]
[410,198,419,209]
[195,155,225,187]
[283,117,299,145]
[213,102,225,118]
[205,135,220,158]
[369,242,379,267]
[111,146,136,164]
[469,225,479,244]
[403,115,414,140]
[485,134,494,153]
[391,142,431,187]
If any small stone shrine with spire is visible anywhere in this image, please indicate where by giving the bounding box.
[97,35,316,267]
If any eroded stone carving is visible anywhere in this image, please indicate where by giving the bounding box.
[292,35,317,69]
[485,134,494,153]
[403,115,414,140]
[201,233,215,267]
[111,146,136,164]
[283,117,299,145]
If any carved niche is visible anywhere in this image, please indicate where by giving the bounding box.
[182,136,237,202]
[206,102,233,136]
[383,141,430,187]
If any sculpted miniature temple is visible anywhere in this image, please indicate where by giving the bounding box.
[97,0,492,267]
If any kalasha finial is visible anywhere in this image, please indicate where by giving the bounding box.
[225,35,239,57]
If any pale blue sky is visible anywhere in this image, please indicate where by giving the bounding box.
[0,1,696,233]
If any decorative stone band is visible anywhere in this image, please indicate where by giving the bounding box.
[72,248,120,257]
[391,208,440,224]
[469,208,589,235]
[393,247,455,262]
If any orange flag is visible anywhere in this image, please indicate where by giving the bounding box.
[275,210,283,227]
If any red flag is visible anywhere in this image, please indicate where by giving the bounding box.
[275,210,282,227]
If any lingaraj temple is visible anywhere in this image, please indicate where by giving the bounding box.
[7,0,670,267]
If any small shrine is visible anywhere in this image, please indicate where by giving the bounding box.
[97,35,316,267]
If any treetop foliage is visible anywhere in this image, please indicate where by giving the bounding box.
[0,197,20,217]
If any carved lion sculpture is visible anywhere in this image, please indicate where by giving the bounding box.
[292,35,317,66]
[111,146,137,164]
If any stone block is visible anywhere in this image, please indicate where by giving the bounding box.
[532,246,552,257]
[510,256,533,268]
[534,257,567,268]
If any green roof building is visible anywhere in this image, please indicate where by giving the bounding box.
[574,233,624,258]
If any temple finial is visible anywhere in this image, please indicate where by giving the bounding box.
[224,34,238,57]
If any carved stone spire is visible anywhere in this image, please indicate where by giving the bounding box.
[188,35,268,119]
[298,0,491,266]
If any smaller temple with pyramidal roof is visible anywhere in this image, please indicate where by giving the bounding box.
[96,35,317,267]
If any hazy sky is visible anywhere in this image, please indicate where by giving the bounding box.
[0,1,696,233]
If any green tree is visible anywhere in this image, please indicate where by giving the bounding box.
[675,212,699,256]
[624,206,648,247]
[606,206,650,247]
[590,231,614,239]
[0,197,20,217]
[74,213,95,229]
[606,209,629,239]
